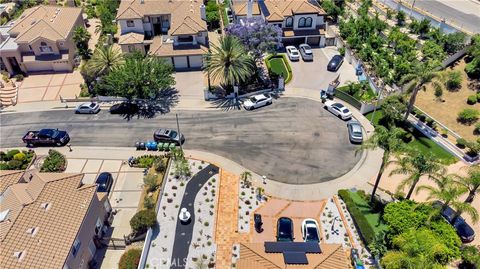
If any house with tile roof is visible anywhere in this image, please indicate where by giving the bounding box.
[232,0,327,47]
[116,0,209,70]
[0,171,112,269]
[0,5,84,76]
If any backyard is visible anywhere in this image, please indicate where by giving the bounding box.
[265,54,292,84]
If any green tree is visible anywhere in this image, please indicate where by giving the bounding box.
[417,174,467,212]
[321,0,343,22]
[84,45,124,79]
[95,56,174,101]
[204,35,255,87]
[417,18,431,37]
[443,32,467,54]
[357,126,405,202]
[389,150,445,199]
[395,10,406,26]
[73,26,91,59]
[130,209,157,233]
[465,34,480,78]
[421,40,446,63]
[457,165,480,204]
[379,95,407,128]
[240,171,252,187]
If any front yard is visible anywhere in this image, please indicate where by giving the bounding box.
[265,54,292,84]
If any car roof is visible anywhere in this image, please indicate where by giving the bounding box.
[286,46,296,49]
[96,172,112,182]
[253,94,267,99]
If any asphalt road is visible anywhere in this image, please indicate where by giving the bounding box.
[0,98,361,184]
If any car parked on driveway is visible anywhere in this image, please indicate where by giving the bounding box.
[327,55,344,72]
[301,218,320,242]
[153,128,185,145]
[324,100,352,120]
[299,44,313,61]
[75,102,100,114]
[347,120,363,143]
[286,46,300,61]
[243,94,273,110]
[434,201,475,242]
[95,172,113,194]
[277,217,294,242]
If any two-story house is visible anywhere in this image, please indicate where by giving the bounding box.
[0,5,84,76]
[116,0,209,70]
[0,171,112,269]
[232,0,327,47]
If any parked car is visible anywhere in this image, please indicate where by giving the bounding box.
[243,94,273,110]
[350,248,365,269]
[23,128,70,147]
[277,217,294,242]
[347,120,363,143]
[301,218,320,242]
[75,102,100,114]
[434,201,475,242]
[153,128,185,145]
[109,102,139,114]
[324,100,352,120]
[95,172,113,193]
[327,55,344,72]
[299,44,313,61]
[286,46,300,61]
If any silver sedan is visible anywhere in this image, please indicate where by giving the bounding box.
[75,102,100,114]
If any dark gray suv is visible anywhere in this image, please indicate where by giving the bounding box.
[153,128,185,145]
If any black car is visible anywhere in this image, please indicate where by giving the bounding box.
[327,55,344,72]
[434,201,475,243]
[109,102,139,114]
[95,172,113,193]
[277,217,294,242]
[153,128,185,145]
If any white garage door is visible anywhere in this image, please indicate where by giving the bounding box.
[188,55,203,69]
[173,56,188,69]
[53,61,71,72]
[24,62,53,73]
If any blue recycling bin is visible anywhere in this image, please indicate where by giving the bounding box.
[146,140,158,151]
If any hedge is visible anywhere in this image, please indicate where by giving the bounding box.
[338,189,376,246]
[40,150,66,172]
[334,89,362,110]
[119,248,142,269]
[265,54,293,84]
[130,209,157,233]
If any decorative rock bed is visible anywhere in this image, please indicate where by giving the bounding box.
[238,181,264,233]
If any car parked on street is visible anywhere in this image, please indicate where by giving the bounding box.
[299,44,314,61]
[301,218,320,242]
[277,217,294,242]
[109,102,139,114]
[324,100,352,120]
[434,201,475,243]
[75,102,100,114]
[347,120,363,143]
[286,46,300,61]
[153,128,185,145]
[95,172,113,194]
[327,55,344,72]
[243,94,273,110]
[23,128,70,147]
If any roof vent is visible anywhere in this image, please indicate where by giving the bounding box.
[0,209,10,223]
[30,19,36,25]
[40,202,51,211]
[26,227,39,237]
[13,251,26,262]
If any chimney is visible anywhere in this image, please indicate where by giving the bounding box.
[200,4,206,21]
[247,0,253,19]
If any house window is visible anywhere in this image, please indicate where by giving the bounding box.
[305,17,313,27]
[298,17,306,28]
[39,42,53,53]
[88,240,96,257]
[285,17,293,27]
[178,35,193,43]
[126,20,135,27]
[71,238,81,257]
[95,218,103,235]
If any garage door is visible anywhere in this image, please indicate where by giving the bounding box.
[188,55,203,69]
[24,62,53,73]
[282,37,305,46]
[173,56,188,69]
[53,61,71,72]
[307,36,320,46]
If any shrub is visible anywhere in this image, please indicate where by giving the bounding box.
[6,149,20,161]
[477,92,480,100]
[137,155,159,168]
[13,152,26,162]
[434,86,443,99]
[460,246,480,268]
[130,209,157,233]
[40,150,66,172]
[143,174,159,192]
[143,196,155,210]
[445,71,462,90]
[467,95,478,105]
[383,200,430,238]
[119,248,142,269]
[457,108,480,125]
[0,151,6,161]
[0,163,9,170]
[418,114,426,122]
[466,141,480,157]
[154,159,166,173]
[456,138,467,148]
[7,159,22,170]
[425,117,435,127]
[338,190,375,245]
[401,132,413,143]
[339,47,346,56]
[14,74,24,81]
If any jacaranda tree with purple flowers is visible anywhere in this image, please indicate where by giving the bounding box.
[226,17,282,62]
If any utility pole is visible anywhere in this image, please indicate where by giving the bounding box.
[175,113,183,153]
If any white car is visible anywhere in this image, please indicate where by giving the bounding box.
[299,44,313,61]
[243,94,272,110]
[301,219,320,242]
[75,102,100,114]
[286,46,300,61]
[324,100,352,120]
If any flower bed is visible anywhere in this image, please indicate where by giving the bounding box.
[40,149,66,172]
[0,149,35,170]
[265,54,292,84]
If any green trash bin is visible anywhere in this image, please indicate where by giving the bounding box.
[169,143,176,151]
[157,142,164,151]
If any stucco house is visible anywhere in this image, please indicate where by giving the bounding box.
[232,0,327,47]
[0,5,83,76]
[116,0,209,70]
[0,171,112,269]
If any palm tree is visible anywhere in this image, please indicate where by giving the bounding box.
[240,171,252,187]
[204,35,255,87]
[456,164,480,204]
[416,174,467,212]
[389,150,445,200]
[357,126,405,202]
[86,45,124,77]
[400,62,442,121]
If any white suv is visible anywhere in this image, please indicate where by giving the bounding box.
[243,94,273,110]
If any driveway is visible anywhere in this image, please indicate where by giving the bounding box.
[287,47,357,90]
[174,71,210,109]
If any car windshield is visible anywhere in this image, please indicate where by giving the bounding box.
[168,130,178,138]
[39,129,58,137]
[250,97,258,102]
[89,103,97,108]
[306,227,319,241]
[291,51,299,55]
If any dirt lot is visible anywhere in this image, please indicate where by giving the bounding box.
[416,59,480,141]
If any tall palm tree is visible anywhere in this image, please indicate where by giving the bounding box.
[204,35,255,87]
[456,164,480,204]
[240,171,252,187]
[389,150,445,200]
[416,174,467,213]
[87,45,124,77]
[400,62,442,121]
[357,126,405,202]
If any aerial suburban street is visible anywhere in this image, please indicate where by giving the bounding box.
[0,98,361,184]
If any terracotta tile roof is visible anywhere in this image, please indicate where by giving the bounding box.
[283,26,325,37]
[0,172,97,269]
[0,170,24,195]
[118,32,145,44]
[232,2,261,16]
[236,243,349,269]
[170,16,205,36]
[8,5,82,43]
[259,0,326,21]
[149,36,208,57]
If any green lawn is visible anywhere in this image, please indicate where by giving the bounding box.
[337,84,376,103]
[348,191,387,234]
[266,55,292,83]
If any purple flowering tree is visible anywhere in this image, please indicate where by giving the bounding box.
[226,17,282,62]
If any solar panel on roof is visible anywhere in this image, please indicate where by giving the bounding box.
[264,242,321,253]
[283,251,309,264]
